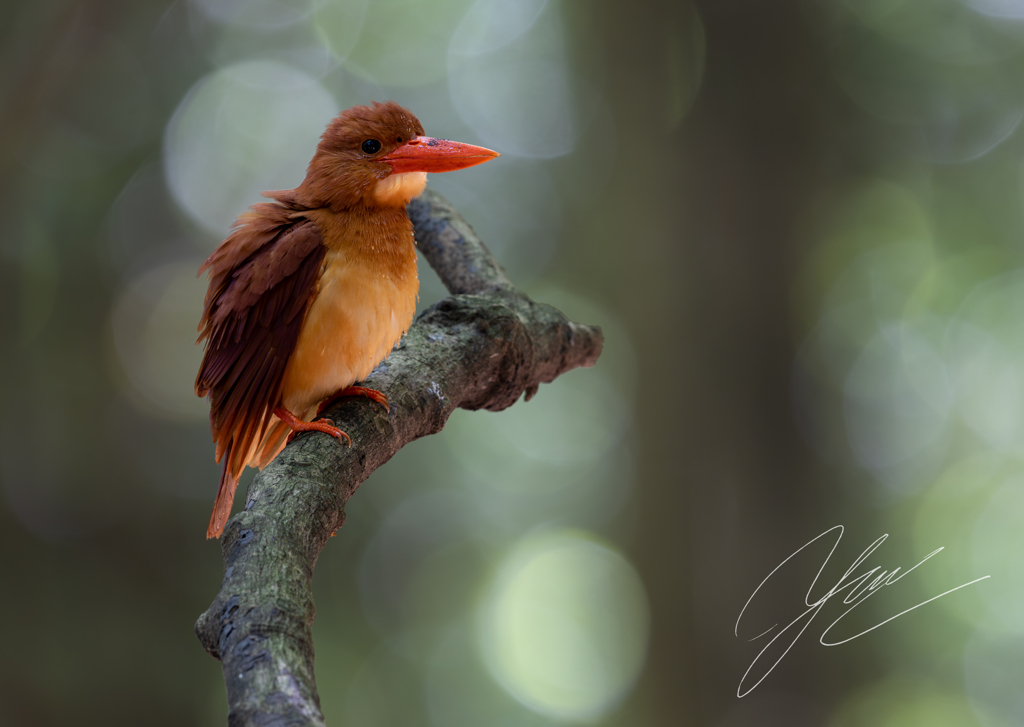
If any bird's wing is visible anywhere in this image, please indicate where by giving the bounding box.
[196,204,327,538]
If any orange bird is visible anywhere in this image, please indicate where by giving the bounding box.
[196,101,499,538]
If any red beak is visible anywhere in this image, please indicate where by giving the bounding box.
[381,136,499,174]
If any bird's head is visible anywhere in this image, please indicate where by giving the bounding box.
[299,101,499,210]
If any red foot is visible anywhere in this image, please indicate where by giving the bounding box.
[317,386,390,415]
[274,407,352,447]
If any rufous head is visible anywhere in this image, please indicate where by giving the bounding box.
[298,101,499,209]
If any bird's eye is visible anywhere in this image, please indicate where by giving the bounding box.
[362,139,382,155]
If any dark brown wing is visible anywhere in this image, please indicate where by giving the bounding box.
[196,211,326,538]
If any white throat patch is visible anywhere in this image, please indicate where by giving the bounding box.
[373,171,428,206]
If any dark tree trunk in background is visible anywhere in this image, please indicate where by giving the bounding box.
[589,1,850,723]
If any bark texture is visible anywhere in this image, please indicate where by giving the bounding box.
[195,189,604,726]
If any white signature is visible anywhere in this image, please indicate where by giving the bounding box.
[735,525,990,698]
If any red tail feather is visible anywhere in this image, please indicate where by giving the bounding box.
[207,444,238,539]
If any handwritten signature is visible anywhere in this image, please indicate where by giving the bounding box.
[735,525,989,698]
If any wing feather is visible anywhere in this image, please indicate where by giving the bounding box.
[197,211,326,538]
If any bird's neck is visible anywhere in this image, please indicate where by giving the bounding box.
[302,205,418,281]
[292,155,425,210]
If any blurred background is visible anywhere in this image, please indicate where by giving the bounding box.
[0,0,1021,724]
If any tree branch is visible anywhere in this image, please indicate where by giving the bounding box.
[195,190,604,726]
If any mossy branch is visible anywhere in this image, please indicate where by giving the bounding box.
[194,190,603,726]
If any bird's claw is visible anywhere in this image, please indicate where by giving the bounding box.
[317,386,390,415]
[315,418,353,447]
[276,407,352,447]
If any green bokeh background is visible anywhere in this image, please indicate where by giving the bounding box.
[1,0,1020,725]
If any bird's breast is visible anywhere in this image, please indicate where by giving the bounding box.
[280,218,419,414]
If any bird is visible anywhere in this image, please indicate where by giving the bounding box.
[195,101,499,538]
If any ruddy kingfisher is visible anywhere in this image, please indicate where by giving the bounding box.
[196,101,499,538]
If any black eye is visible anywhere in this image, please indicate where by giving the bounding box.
[362,139,382,155]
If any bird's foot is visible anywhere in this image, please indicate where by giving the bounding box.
[317,386,389,415]
[274,407,352,447]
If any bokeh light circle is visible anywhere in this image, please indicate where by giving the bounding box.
[164,60,338,236]
[110,260,209,420]
[963,629,1024,726]
[443,358,630,510]
[826,677,991,727]
[477,529,649,722]
[826,7,1024,163]
[970,473,1024,634]
[448,3,576,158]
[449,0,549,57]
[187,0,322,31]
[843,322,952,487]
[343,0,475,87]
[311,0,371,62]
[947,271,1024,455]
[965,0,1024,20]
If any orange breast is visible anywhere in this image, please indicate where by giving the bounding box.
[278,208,419,416]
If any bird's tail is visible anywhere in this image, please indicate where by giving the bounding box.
[207,443,238,539]
[254,416,293,470]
